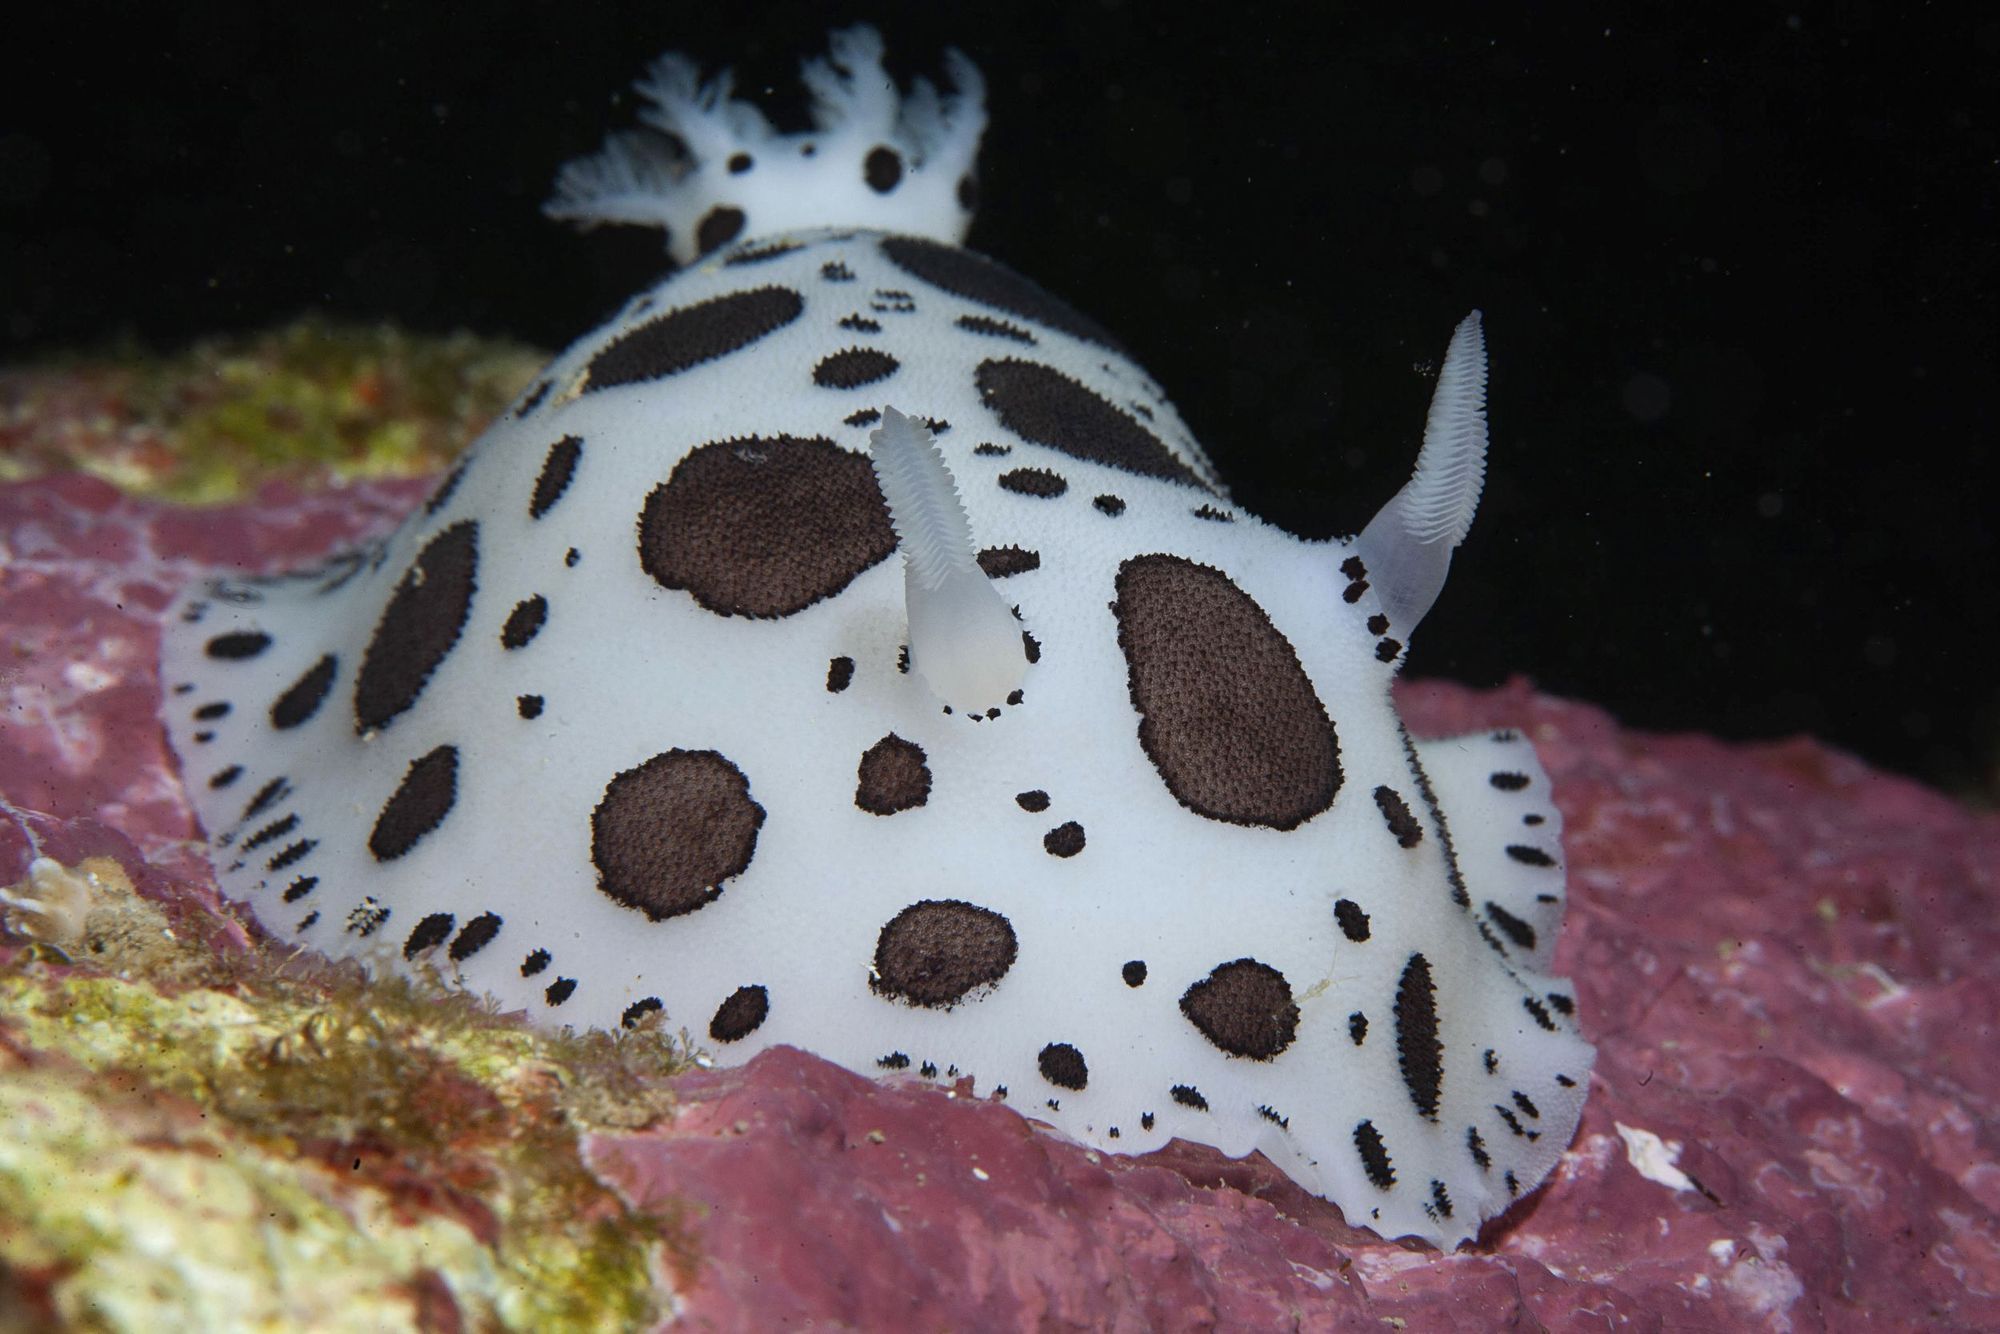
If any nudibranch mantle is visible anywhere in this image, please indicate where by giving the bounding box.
[160,27,1592,1249]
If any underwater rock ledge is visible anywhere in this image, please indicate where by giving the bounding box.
[3,352,1998,1329]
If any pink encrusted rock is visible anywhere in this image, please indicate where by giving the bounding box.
[5,467,1998,1330]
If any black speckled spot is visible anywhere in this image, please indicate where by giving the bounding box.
[1170,1084,1208,1111]
[998,467,1067,498]
[814,347,900,389]
[1394,953,1444,1120]
[1043,822,1085,857]
[355,522,477,734]
[1180,958,1299,1060]
[271,654,338,730]
[1334,899,1371,942]
[530,435,583,519]
[863,145,903,193]
[403,912,454,960]
[1355,1120,1396,1189]
[1038,1042,1088,1091]
[449,912,502,961]
[879,236,1121,348]
[1373,786,1424,848]
[206,631,271,660]
[709,984,770,1042]
[827,656,855,693]
[976,359,1209,491]
[501,596,547,650]
[1507,844,1558,868]
[369,745,459,862]
[583,286,800,391]
[695,206,745,256]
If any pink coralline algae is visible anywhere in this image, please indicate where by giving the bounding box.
[4,466,1998,1329]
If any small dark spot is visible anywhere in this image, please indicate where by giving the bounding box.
[1490,771,1531,792]
[517,694,544,720]
[998,467,1068,498]
[921,1062,940,1080]
[501,596,548,650]
[1523,995,1557,1031]
[955,314,1035,344]
[1022,630,1041,663]
[695,206,746,255]
[1512,1090,1541,1119]
[1506,844,1557,868]
[1375,638,1402,662]
[403,912,455,959]
[206,631,271,660]
[271,654,338,729]
[1524,813,1546,826]
[863,145,903,192]
[1429,1180,1454,1220]
[1348,1011,1368,1046]
[1043,822,1085,857]
[727,152,752,174]
[193,701,230,721]
[1354,1120,1395,1190]
[242,776,288,821]
[208,765,243,790]
[449,912,502,961]
[1555,1073,1577,1088]
[814,347,900,389]
[1333,898,1372,942]
[1192,504,1234,523]
[1546,993,1576,1016]
[267,840,316,872]
[369,745,459,862]
[546,978,577,1005]
[1373,786,1424,848]
[845,408,883,427]
[838,314,882,333]
[530,435,584,520]
[1468,1127,1491,1170]
[621,997,664,1029]
[1367,614,1390,635]
[856,734,931,815]
[521,950,550,977]
[565,548,581,567]
[972,442,1011,457]
[827,656,855,692]
[1093,494,1126,517]
[1486,902,1537,951]
[821,261,854,281]
[1170,1084,1208,1111]
[976,546,1041,578]
[878,1052,911,1070]
[1038,1042,1088,1090]
[1483,1049,1500,1075]
[1142,1112,1156,1130]
[709,984,770,1042]
[282,876,318,903]
[1122,960,1147,988]
[1015,790,1050,812]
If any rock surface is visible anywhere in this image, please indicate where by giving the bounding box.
[3,460,1997,1329]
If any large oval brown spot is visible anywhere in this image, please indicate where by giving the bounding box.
[709,984,770,1043]
[639,436,896,618]
[1178,958,1300,1060]
[583,286,801,392]
[591,749,765,920]
[354,521,478,734]
[975,359,1210,491]
[878,236,1121,349]
[1394,951,1444,1121]
[1112,554,1340,829]
[871,900,1018,1009]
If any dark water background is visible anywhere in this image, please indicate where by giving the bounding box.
[4,3,1995,798]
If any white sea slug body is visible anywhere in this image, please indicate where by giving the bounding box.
[160,27,1593,1248]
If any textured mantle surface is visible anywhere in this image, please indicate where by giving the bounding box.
[3,453,1997,1328]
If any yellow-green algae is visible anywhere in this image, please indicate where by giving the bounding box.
[0,318,544,501]
[0,859,697,1330]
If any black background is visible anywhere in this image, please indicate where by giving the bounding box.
[5,3,1995,798]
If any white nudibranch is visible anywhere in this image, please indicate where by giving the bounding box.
[160,27,1591,1251]
[867,406,1030,714]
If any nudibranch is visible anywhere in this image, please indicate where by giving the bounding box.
[160,27,1592,1247]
